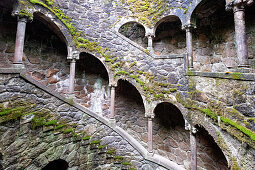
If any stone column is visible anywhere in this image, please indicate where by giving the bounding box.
[184,24,194,68]
[226,0,254,67]
[148,117,153,153]
[13,17,27,65]
[147,34,154,51]
[109,85,116,119]
[190,126,198,170]
[69,59,76,96]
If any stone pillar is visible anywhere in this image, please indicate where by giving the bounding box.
[226,0,254,67]
[13,17,27,65]
[109,85,116,119]
[184,24,194,68]
[69,59,76,96]
[148,117,153,153]
[147,34,154,51]
[190,126,198,170]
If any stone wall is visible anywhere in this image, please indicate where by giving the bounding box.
[0,73,167,170]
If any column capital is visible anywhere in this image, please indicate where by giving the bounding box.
[67,50,80,60]
[145,33,155,38]
[109,81,117,87]
[226,0,254,11]
[182,24,196,31]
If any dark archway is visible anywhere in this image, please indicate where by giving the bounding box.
[75,52,110,115]
[154,102,185,128]
[115,79,146,146]
[154,16,186,55]
[42,159,68,170]
[119,22,147,48]
[153,102,189,167]
[0,0,17,68]
[195,125,229,169]
[191,0,235,71]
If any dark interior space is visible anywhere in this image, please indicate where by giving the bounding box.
[119,22,147,48]
[154,102,185,128]
[77,52,109,81]
[42,159,68,170]
[153,16,186,55]
[116,79,144,106]
[196,125,229,170]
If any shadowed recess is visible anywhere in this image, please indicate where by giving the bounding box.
[154,102,185,128]
[77,52,109,81]
[42,159,68,170]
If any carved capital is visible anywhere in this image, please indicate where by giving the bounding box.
[182,24,196,31]
[67,48,80,60]
[226,0,254,11]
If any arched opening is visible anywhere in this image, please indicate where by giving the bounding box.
[195,125,228,169]
[153,102,189,167]
[0,0,17,68]
[153,16,186,56]
[191,0,235,72]
[115,79,146,146]
[24,13,69,96]
[42,159,68,170]
[118,22,147,48]
[75,52,110,115]
[246,4,255,69]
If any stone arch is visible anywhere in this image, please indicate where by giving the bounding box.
[190,113,238,168]
[153,15,184,36]
[31,8,76,55]
[114,16,152,36]
[189,0,236,71]
[115,78,148,113]
[118,21,147,48]
[193,124,229,169]
[153,102,185,127]
[42,159,68,170]
[75,52,111,114]
[153,15,186,55]
[152,102,190,167]
[78,50,114,85]
[115,79,148,147]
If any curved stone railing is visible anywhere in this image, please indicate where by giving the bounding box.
[0,68,185,170]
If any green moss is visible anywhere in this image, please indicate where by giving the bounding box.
[66,98,75,105]
[82,135,91,140]
[232,72,242,80]
[55,124,66,130]
[90,140,101,144]
[187,69,195,76]
[63,128,74,134]
[169,88,177,92]
[98,145,105,149]
[18,9,33,19]
[220,117,255,141]
[114,156,124,160]
[44,120,57,126]
[106,149,116,155]
[32,117,46,129]
[122,162,131,165]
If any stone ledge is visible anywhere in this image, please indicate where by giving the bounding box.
[0,68,25,74]
[154,54,186,59]
[187,71,255,81]
[16,72,184,170]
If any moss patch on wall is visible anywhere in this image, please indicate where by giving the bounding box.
[0,99,137,169]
